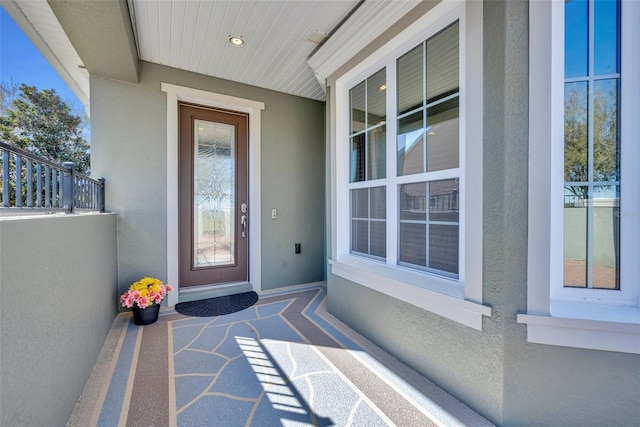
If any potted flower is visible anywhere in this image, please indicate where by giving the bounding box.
[120,277,173,325]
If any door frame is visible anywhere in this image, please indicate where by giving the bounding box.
[163,83,264,306]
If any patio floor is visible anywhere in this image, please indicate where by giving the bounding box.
[68,283,493,427]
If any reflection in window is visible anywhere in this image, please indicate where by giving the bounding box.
[563,0,620,290]
[350,68,386,183]
[351,187,386,259]
[397,22,459,176]
[399,179,459,276]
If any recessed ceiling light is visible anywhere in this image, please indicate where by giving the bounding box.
[229,36,245,47]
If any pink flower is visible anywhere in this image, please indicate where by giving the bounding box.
[120,278,173,312]
[137,296,150,309]
[120,292,134,308]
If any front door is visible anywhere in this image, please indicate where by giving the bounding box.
[178,102,249,287]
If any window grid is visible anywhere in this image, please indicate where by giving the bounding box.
[350,187,386,260]
[350,69,386,183]
[563,0,620,290]
[395,22,461,278]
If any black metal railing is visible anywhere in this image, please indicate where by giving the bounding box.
[0,141,104,214]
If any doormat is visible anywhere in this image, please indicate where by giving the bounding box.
[174,291,259,317]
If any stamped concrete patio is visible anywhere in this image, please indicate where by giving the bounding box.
[68,283,493,427]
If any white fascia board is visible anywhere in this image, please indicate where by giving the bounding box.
[307,0,421,87]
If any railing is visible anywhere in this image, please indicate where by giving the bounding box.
[0,141,104,214]
[402,190,460,213]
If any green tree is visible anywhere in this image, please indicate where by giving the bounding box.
[564,82,618,200]
[0,83,90,174]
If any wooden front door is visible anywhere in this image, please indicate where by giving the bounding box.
[178,103,249,287]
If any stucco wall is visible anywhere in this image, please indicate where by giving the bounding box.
[326,1,639,426]
[90,62,325,296]
[0,213,118,427]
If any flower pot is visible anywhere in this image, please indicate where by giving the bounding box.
[132,304,161,325]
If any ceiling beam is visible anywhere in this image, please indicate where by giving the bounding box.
[47,0,139,84]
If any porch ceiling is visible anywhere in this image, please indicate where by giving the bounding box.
[127,0,360,101]
[5,0,424,106]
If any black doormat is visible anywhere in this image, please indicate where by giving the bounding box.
[175,291,259,317]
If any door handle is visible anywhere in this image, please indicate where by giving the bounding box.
[241,215,247,238]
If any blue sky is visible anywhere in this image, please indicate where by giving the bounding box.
[0,7,82,108]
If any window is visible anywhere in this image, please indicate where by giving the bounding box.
[332,1,488,330]
[349,69,387,260]
[520,0,640,354]
[396,22,460,277]
[563,0,621,292]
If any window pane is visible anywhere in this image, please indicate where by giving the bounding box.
[564,82,589,182]
[370,221,386,258]
[399,223,426,266]
[565,0,588,78]
[426,22,459,102]
[350,134,366,182]
[427,97,459,171]
[351,187,386,259]
[350,81,365,134]
[397,111,424,176]
[193,120,235,268]
[429,224,458,274]
[351,188,368,218]
[564,186,588,288]
[400,182,427,221]
[367,127,386,180]
[594,0,620,76]
[370,186,386,220]
[593,79,619,182]
[397,44,423,115]
[351,219,368,254]
[429,180,459,222]
[593,185,619,289]
[367,68,387,125]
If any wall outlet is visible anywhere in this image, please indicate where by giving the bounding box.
[271,209,277,219]
[295,243,301,254]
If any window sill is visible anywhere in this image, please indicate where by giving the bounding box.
[329,257,491,331]
[517,305,640,354]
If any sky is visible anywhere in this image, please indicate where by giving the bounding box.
[0,6,83,109]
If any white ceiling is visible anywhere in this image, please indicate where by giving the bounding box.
[127,0,360,101]
[5,0,422,107]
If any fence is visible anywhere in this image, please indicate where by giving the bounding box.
[0,141,104,214]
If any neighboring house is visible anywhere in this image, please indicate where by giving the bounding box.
[0,1,638,426]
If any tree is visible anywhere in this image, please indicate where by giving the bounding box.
[564,82,619,200]
[0,83,90,174]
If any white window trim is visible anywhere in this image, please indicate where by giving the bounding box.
[518,0,640,354]
[330,0,489,331]
[161,83,264,306]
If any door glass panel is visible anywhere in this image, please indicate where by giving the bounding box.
[193,119,235,268]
